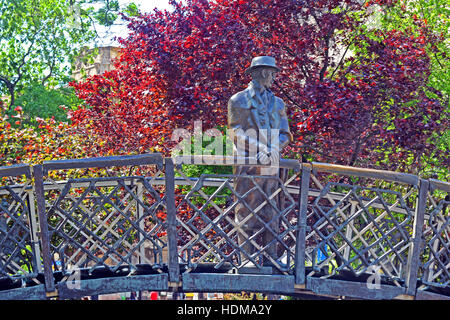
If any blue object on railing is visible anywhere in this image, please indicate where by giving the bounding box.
[317,245,328,263]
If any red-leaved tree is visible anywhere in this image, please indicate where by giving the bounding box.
[70,0,448,174]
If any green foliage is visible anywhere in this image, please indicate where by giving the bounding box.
[0,0,139,112]
[82,0,140,26]
[377,0,449,179]
[122,2,140,17]
[93,0,120,26]
[0,0,96,110]
[380,0,449,104]
[9,82,81,125]
[174,126,234,177]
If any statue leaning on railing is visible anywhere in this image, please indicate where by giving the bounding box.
[228,56,293,269]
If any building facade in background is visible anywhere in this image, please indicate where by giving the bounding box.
[72,46,121,81]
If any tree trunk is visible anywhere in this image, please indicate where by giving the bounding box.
[0,76,15,112]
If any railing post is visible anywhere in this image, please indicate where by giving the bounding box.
[295,163,311,286]
[405,178,429,296]
[32,165,55,293]
[136,181,145,265]
[164,158,180,287]
[26,188,43,274]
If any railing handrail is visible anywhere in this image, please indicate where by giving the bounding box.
[311,162,420,186]
[1,154,447,189]
[0,163,31,178]
[42,153,164,173]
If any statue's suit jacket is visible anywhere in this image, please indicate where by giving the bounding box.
[227,81,292,176]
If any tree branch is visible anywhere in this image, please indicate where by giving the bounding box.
[330,38,352,80]
[296,140,336,161]
[319,34,331,81]
[273,81,302,107]
[14,24,43,87]
[0,75,16,110]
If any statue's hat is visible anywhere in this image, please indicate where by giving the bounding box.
[245,56,280,75]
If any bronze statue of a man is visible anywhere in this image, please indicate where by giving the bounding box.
[228,56,292,267]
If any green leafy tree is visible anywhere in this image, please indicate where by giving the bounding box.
[87,0,140,26]
[376,0,449,179]
[70,0,140,28]
[11,82,81,124]
[0,0,139,112]
[379,0,449,106]
[0,0,95,110]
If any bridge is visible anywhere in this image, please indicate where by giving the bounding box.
[0,154,448,300]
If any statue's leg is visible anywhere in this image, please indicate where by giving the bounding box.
[235,205,255,265]
[261,174,281,267]
[234,170,257,265]
[234,167,266,266]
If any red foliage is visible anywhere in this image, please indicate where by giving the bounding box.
[70,0,447,172]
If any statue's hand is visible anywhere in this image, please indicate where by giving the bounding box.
[256,151,271,165]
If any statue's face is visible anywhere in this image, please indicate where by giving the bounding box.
[259,68,277,89]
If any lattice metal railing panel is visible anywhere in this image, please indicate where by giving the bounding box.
[1,156,447,299]
[420,183,449,288]
[0,181,41,283]
[175,166,300,274]
[305,172,418,285]
[43,175,167,274]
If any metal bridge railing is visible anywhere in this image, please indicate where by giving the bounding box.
[0,154,448,300]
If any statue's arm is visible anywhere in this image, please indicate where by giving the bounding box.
[271,99,292,153]
[279,102,293,150]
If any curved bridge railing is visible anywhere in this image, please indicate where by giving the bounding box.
[0,154,448,300]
